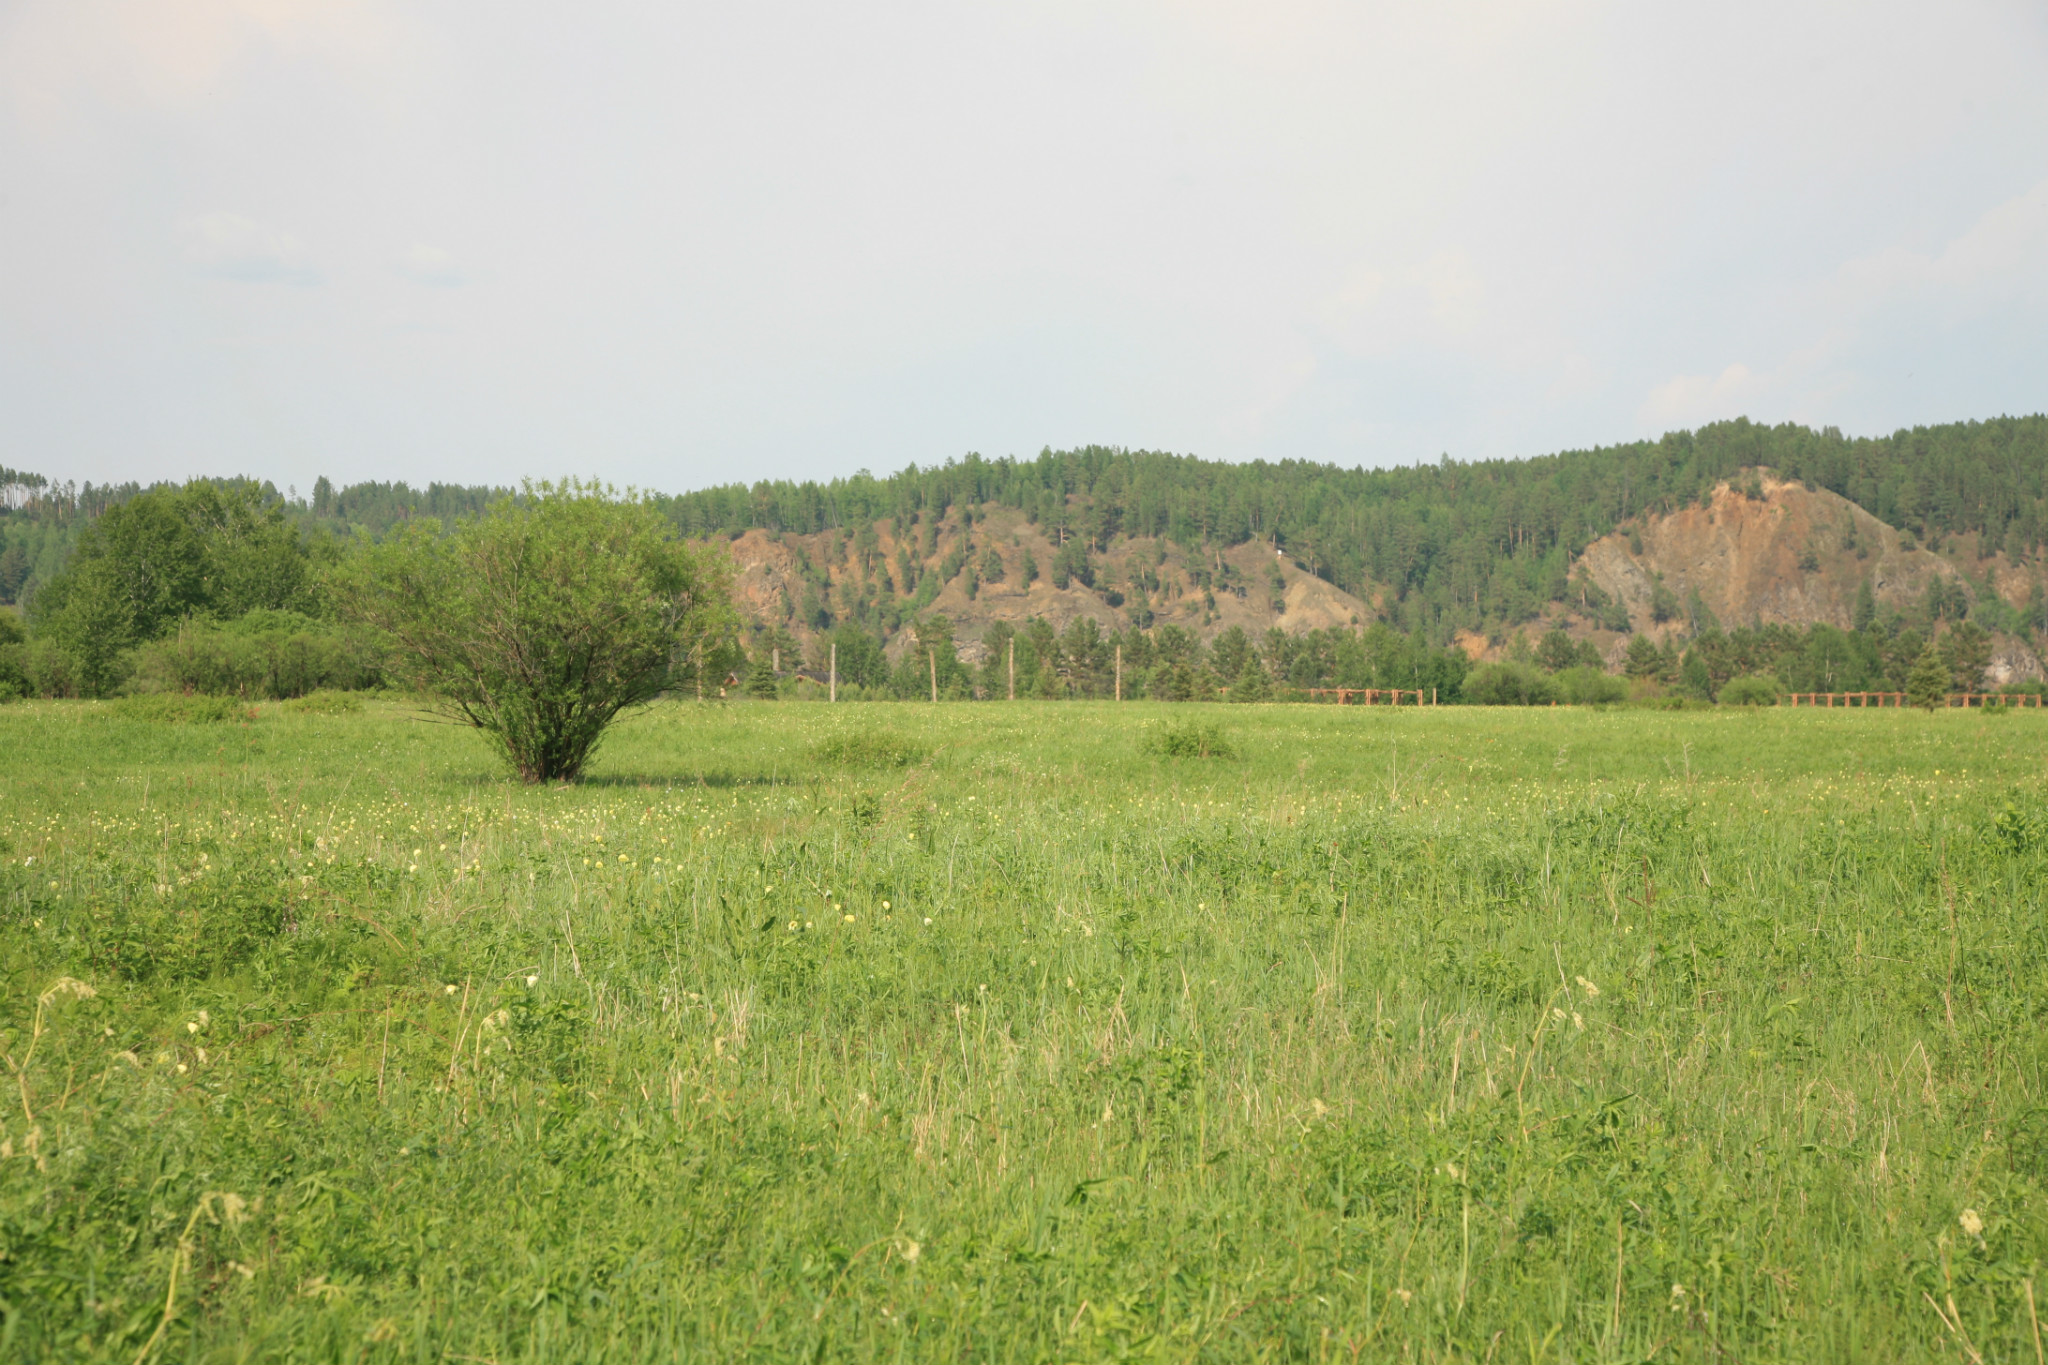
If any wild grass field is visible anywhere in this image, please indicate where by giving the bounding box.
[2,698,2046,1363]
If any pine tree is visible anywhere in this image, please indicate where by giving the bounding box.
[1942,621,1991,692]
[1853,578,1878,632]
[1906,645,1949,710]
[1680,651,1713,700]
[746,655,778,700]
[1623,634,1663,679]
[1231,656,1271,702]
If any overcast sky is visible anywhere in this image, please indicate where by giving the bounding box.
[2,1,2045,495]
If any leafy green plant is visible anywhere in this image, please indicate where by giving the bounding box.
[68,869,291,982]
[282,688,365,715]
[1991,802,2040,854]
[1148,719,1234,758]
[1461,661,1554,705]
[125,610,383,700]
[106,693,252,724]
[1554,664,1626,705]
[810,731,924,768]
[30,481,319,697]
[1717,674,1781,706]
[335,480,735,782]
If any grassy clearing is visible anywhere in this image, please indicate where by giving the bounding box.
[2,698,2046,1362]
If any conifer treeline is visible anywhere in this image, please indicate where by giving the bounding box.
[6,416,2046,638]
[652,416,2048,636]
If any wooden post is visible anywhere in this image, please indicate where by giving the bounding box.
[772,646,779,676]
[929,648,938,703]
[1115,644,1122,701]
[829,642,837,703]
[695,644,704,702]
[1007,637,1015,701]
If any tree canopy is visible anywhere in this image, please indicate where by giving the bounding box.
[335,482,734,782]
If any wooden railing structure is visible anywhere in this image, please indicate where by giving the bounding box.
[1303,688,1438,705]
[1784,691,2044,708]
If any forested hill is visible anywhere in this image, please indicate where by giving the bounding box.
[656,417,2048,622]
[5,416,2046,639]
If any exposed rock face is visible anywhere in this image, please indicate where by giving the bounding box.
[713,506,1372,661]
[1986,639,2046,687]
[1576,475,1967,638]
[710,475,2043,682]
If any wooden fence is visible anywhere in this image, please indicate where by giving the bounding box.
[1784,691,2044,708]
[1303,688,1438,706]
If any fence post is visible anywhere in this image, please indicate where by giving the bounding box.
[829,642,836,703]
[929,648,938,704]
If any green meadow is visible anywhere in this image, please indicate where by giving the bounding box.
[2,698,2046,1363]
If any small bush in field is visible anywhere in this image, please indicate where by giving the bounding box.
[812,731,925,768]
[1461,661,1555,705]
[72,870,290,983]
[1718,674,1781,706]
[1149,719,1234,758]
[335,480,734,782]
[1554,665,1627,705]
[106,694,252,724]
[1992,802,2040,854]
[284,689,365,715]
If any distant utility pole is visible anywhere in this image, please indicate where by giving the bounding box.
[829,642,837,703]
[1008,638,1015,701]
[929,648,938,703]
[1115,644,1122,701]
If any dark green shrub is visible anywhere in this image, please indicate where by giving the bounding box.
[126,610,385,699]
[1554,665,1626,705]
[1718,675,1781,706]
[1461,661,1555,705]
[811,732,925,768]
[107,693,252,724]
[283,688,365,714]
[71,870,291,983]
[1992,803,2040,854]
[1149,720,1234,759]
[0,611,24,702]
[335,482,735,783]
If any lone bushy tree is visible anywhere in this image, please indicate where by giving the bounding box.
[340,481,733,782]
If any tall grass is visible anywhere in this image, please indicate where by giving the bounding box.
[1,698,2043,1361]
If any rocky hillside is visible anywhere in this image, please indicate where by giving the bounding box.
[724,504,1374,666]
[1558,474,2044,681]
[716,469,2046,682]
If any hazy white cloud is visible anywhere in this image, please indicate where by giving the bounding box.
[1641,363,1762,429]
[1831,176,2048,320]
[393,244,462,287]
[181,213,318,285]
[1647,173,2048,430]
[0,0,405,123]
[0,0,2044,489]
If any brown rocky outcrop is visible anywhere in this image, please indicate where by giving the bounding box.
[712,505,1371,662]
[1575,475,1966,638]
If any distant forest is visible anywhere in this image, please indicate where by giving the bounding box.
[6,415,2047,644]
